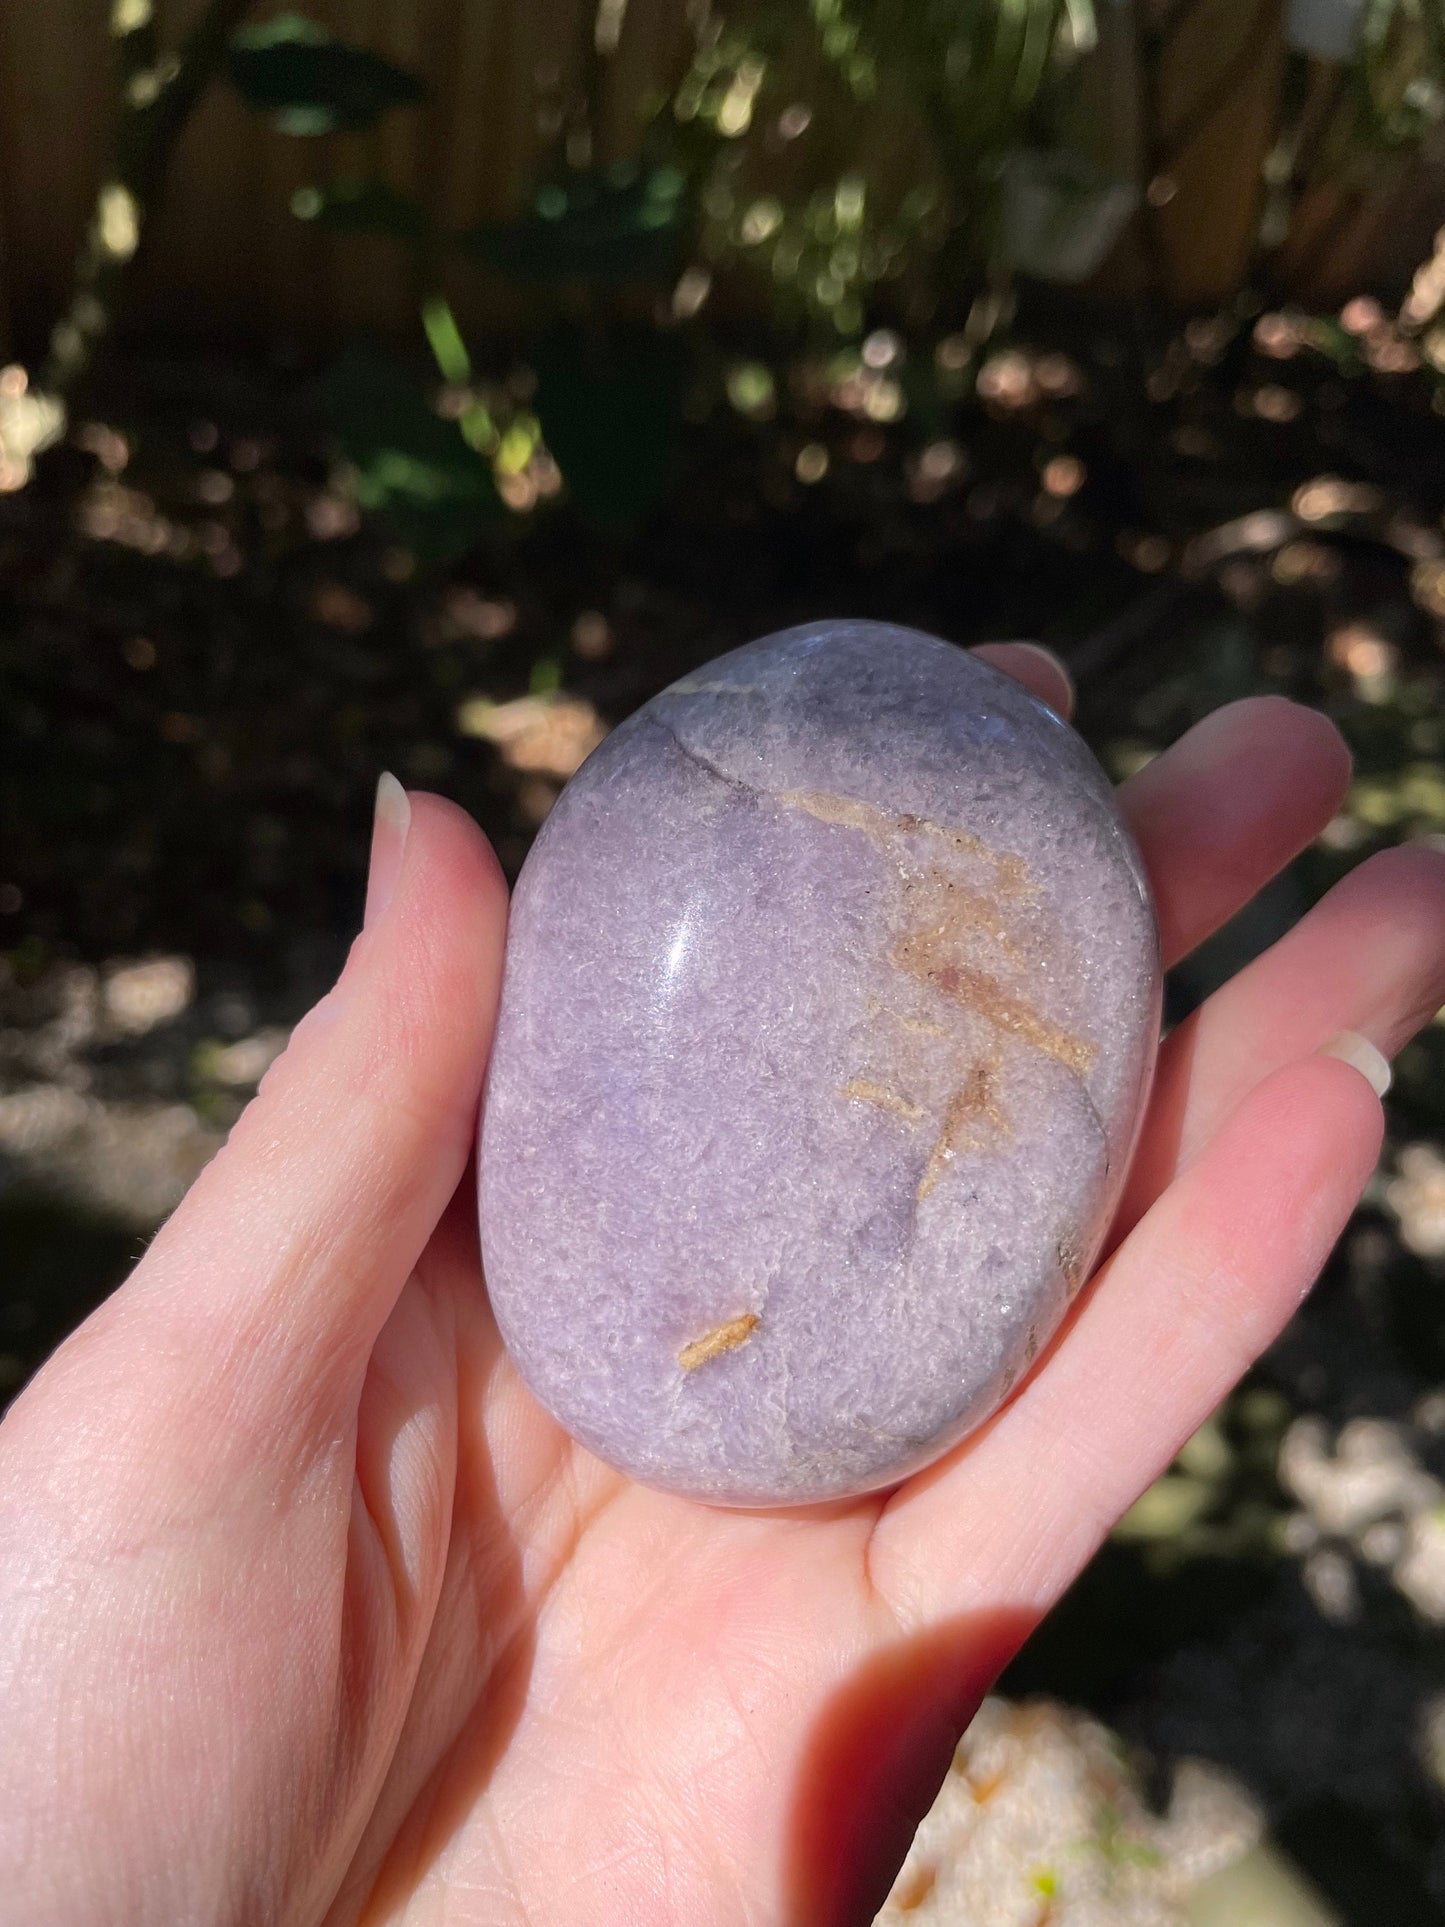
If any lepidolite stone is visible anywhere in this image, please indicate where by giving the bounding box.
[479,622,1160,1506]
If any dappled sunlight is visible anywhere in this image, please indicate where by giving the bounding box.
[1386,1143,1445,1260]
[876,1697,1268,1925]
[1279,1411,1445,1627]
[454,691,607,781]
[0,365,65,493]
[0,951,236,1234]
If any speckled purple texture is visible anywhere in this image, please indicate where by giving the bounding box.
[479,622,1160,1506]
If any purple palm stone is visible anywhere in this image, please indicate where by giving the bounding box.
[478,621,1160,1507]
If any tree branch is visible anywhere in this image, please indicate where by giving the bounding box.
[42,0,257,396]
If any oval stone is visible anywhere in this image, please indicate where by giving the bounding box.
[479,622,1160,1506]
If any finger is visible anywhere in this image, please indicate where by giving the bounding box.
[1113,842,1445,1238]
[1119,697,1351,966]
[970,641,1074,720]
[69,787,507,1440]
[870,1054,1383,1626]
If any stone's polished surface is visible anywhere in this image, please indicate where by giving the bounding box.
[479,622,1161,1507]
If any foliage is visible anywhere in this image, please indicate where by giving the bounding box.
[291,178,429,240]
[462,166,690,285]
[45,0,1445,549]
[226,13,423,134]
[181,1,1111,541]
[313,349,500,561]
[531,323,684,527]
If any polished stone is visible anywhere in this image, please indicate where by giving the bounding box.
[479,622,1160,1506]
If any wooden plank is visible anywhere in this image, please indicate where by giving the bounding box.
[0,0,1438,349]
[0,0,19,360]
[604,0,697,167]
[0,0,111,359]
[127,0,268,343]
[1149,0,1287,307]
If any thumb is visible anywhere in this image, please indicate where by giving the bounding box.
[31,780,507,1450]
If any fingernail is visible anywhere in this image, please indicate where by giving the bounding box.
[1318,1030,1392,1099]
[1008,642,1075,700]
[364,772,411,930]
[973,640,1075,713]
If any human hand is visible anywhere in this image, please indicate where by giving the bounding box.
[1,647,1441,1927]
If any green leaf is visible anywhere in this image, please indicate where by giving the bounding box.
[314,349,500,562]
[421,296,471,384]
[461,164,689,284]
[229,14,423,135]
[290,179,429,239]
[532,322,683,529]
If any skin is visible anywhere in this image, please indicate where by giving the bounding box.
[1,645,1442,1927]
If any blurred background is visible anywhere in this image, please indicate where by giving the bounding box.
[2,2,1444,1919]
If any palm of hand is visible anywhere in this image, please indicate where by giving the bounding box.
[330,1198,988,1927]
[2,652,1441,1927]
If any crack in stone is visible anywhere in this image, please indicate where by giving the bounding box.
[1072,1082,1111,1163]
[665,678,764,696]
[780,789,1040,899]
[652,725,1108,1199]
[893,950,1096,1078]
[916,1054,1012,1200]
[651,716,763,796]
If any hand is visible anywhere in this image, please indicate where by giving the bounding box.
[1,647,1441,1927]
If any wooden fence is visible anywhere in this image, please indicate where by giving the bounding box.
[0,0,699,357]
[0,0,1441,363]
